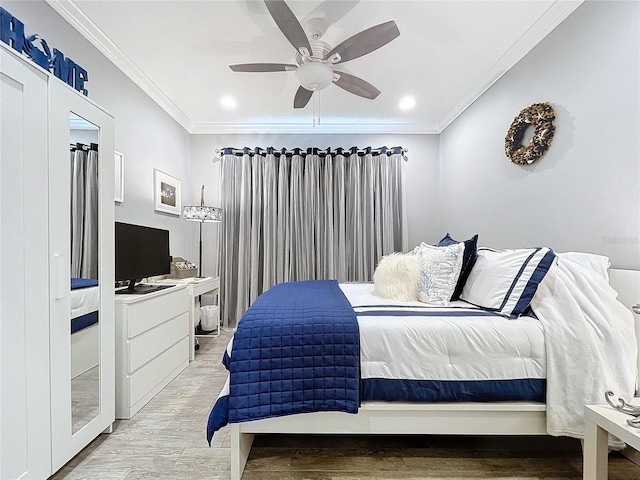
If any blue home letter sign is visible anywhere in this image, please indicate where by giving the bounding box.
[0,7,90,95]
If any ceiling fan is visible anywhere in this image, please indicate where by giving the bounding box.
[229,0,400,109]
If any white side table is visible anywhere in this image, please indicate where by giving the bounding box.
[187,276,220,361]
[584,404,640,479]
[154,276,220,361]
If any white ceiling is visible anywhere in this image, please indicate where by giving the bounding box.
[48,0,583,134]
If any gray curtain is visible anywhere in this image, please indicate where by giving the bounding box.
[70,143,99,279]
[219,146,406,329]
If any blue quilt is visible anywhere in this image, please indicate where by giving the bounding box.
[207,280,360,442]
[71,277,98,289]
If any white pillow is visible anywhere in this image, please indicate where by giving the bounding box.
[460,247,556,318]
[373,252,421,301]
[413,242,464,306]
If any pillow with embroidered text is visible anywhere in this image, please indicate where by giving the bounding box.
[460,247,556,318]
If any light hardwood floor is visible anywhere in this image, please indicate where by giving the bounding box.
[52,329,640,479]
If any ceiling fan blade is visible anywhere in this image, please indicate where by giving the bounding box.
[333,71,380,100]
[264,0,312,55]
[294,86,314,108]
[230,63,297,72]
[327,20,400,64]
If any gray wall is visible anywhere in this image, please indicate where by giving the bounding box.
[189,133,440,277]
[4,1,192,259]
[7,1,639,273]
[438,0,640,269]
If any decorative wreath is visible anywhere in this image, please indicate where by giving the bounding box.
[504,102,556,165]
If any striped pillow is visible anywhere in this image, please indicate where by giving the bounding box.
[460,247,556,318]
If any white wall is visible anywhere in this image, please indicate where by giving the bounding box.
[189,133,439,277]
[3,1,192,259]
[439,0,640,269]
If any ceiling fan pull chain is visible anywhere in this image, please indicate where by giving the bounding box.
[312,93,317,127]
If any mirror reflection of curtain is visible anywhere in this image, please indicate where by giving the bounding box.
[219,146,406,329]
[71,143,98,279]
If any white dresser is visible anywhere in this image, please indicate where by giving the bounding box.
[115,284,190,419]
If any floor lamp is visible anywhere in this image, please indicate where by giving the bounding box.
[182,185,223,340]
[182,185,223,277]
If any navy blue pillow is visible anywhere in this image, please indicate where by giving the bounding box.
[438,233,478,300]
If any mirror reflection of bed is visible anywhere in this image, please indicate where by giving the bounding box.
[69,113,100,434]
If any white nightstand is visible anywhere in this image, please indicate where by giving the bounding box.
[584,404,640,479]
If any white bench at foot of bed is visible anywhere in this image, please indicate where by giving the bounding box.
[230,401,547,480]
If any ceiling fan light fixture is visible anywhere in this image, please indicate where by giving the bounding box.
[230,1,400,108]
[295,62,333,91]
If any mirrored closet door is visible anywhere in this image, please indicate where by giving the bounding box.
[49,80,115,472]
[69,114,100,434]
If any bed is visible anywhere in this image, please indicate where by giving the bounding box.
[206,246,640,480]
[71,278,99,379]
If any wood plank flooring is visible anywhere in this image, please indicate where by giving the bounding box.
[52,329,640,479]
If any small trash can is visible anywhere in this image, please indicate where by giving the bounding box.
[199,305,220,335]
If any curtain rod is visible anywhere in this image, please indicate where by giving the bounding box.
[214,146,408,159]
[70,142,99,151]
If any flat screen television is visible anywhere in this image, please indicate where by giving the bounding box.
[115,222,172,294]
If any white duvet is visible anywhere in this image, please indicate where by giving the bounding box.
[70,285,100,319]
[340,283,546,383]
[530,254,637,441]
[344,251,638,443]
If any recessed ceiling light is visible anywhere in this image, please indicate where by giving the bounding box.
[220,96,237,110]
[399,95,416,111]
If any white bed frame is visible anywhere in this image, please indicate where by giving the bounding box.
[71,322,99,379]
[229,269,640,480]
[70,285,101,379]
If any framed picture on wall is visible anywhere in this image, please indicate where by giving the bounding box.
[114,150,124,203]
[153,169,181,215]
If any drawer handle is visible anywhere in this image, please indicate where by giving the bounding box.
[633,304,640,315]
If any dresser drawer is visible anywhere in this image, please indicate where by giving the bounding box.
[126,287,188,338]
[128,312,189,373]
[128,336,189,407]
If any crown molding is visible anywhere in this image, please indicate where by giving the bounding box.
[437,0,584,132]
[189,121,438,135]
[45,0,194,132]
[46,0,583,137]
[45,0,432,135]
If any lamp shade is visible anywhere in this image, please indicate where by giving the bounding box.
[295,62,333,91]
[182,205,223,222]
